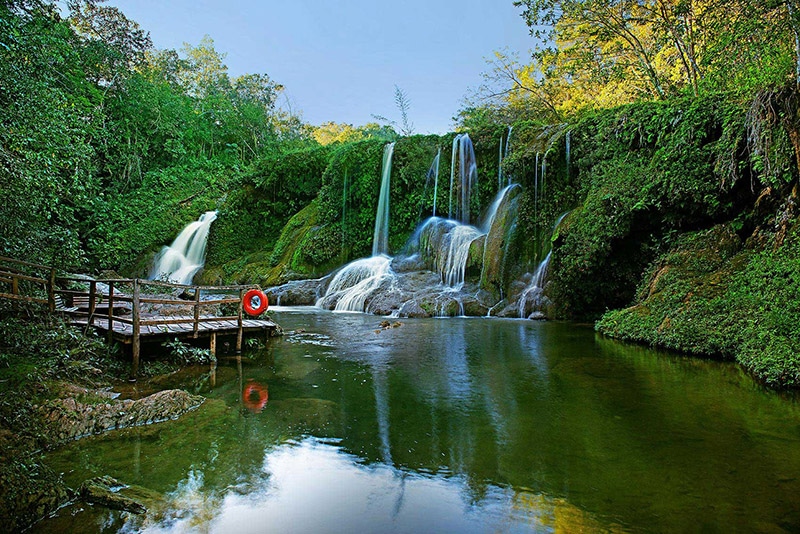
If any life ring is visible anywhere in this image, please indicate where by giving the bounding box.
[242,381,268,413]
[243,288,268,316]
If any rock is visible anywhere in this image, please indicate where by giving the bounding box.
[265,276,331,306]
[79,476,146,514]
[38,389,205,444]
[397,300,430,318]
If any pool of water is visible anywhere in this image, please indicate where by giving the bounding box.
[38,307,800,532]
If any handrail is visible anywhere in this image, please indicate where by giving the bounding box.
[0,257,268,379]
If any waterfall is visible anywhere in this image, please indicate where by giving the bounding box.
[316,255,393,312]
[565,130,571,178]
[447,134,477,224]
[517,251,551,318]
[517,211,570,318]
[499,126,513,189]
[372,142,395,257]
[150,211,217,285]
[440,224,483,289]
[448,135,459,220]
[429,149,441,218]
[498,135,504,191]
[317,143,396,313]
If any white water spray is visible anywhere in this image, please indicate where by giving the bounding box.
[150,211,217,285]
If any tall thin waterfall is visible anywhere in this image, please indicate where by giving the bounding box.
[498,126,513,189]
[317,142,396,313]
[565,130,571,178]
[448,134,477,224]
[430,149,441,217]
[372,142,395,257]
[150,211,217,285]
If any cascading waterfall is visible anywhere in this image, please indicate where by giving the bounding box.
[448,134,477,224]
[150,211,217,285]
[517,211,570,318]
[372,142,395,257]
[413,184,517,292]
[316,255,393,312]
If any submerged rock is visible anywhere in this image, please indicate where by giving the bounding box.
[38,389,205,444]
[79,476,146,514]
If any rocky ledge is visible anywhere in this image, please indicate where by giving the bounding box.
[37,387,205,443]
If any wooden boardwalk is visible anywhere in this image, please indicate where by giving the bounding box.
[0,256,278,379]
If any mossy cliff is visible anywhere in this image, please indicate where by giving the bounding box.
[196,90,799,387]
[518,90,799,388]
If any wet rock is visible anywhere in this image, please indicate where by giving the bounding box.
[38,389,205,444]
[265,276,331,306]
[79,476,146,514]
[397,300,430,318]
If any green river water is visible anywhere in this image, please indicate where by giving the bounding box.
[37,307,800,532]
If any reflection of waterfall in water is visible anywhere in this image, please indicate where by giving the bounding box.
[517,211,570,318]
[150,211,217,285]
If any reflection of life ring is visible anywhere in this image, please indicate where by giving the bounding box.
[243,289,268,316]
[242,381,268,413]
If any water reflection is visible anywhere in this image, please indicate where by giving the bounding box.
[241,380,268,413]
[39,309,800,532]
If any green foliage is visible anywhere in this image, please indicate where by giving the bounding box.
[518,95,753,318]
[206,144,330,266]
[0,310,115,392]
[162,338,216,365]
[597,222,800,388]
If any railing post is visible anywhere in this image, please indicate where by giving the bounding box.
[131,279,141,381]
[11,275,18,296]
[88,280,97,327]
[48,268,55,312]
[107,281,115,345]
[193,286,201,338]
[236,288,244,353]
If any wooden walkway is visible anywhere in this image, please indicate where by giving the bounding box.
[0,256,278,379]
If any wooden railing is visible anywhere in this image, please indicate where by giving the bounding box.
[0,256,264,378]
[0,255,57,311]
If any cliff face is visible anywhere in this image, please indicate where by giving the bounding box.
[538,90,800,388]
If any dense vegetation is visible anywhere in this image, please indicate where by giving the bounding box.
[1,0,799,388]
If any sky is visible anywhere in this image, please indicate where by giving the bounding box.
[106,0,537,134]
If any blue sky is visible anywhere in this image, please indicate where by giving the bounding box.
[107,1,536,134]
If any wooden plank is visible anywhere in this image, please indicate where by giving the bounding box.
[0,272,48,285]
[131,280,140,380]
[0,292,48,305]
[0,255,52,271]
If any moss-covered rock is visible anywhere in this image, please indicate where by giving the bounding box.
[597,218,800,388]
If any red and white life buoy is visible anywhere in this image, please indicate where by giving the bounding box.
[242,381,268,413]
[243,288,268,316]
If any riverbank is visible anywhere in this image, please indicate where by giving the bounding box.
[0,312,206,532]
